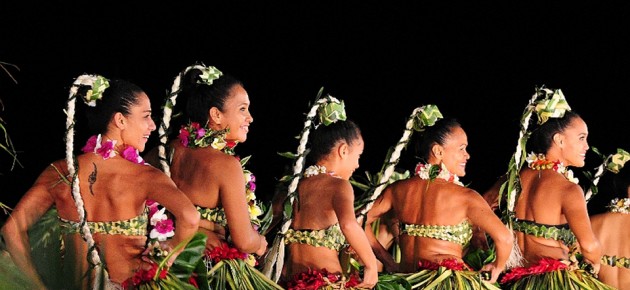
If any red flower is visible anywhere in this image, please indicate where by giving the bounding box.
[417,259,469,271]
[344,273,361,288]
[500,258,568,284]
[121,262,169,287]
[188,273,199,288]
[227,140,237,149]
[286,268,361,290]
[178,128,190,147]
[205,242,249,263]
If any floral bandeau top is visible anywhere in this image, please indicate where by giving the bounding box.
[59,207,149,236]
[284,223,347,251]
[400,219,473,247]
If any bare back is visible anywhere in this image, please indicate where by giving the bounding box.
[387,177,476,272]
[286,175,349,276]
[591,212,630,288]
[50,154,170,284]
[167,141,255,251]
[515,168,589,265]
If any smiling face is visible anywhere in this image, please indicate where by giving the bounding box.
[119,92,156,152]
[216,84,253,143]
[557,117,589,167]
[435,126,470,177]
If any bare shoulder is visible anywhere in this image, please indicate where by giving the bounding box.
[136,163,176,185]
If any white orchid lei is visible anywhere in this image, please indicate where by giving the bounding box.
[525,152,579,184]
[607,198,630,214]
[303,165,342,179]
[414,162,463,186]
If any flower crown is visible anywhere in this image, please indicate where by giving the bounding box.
[70,74,110,107]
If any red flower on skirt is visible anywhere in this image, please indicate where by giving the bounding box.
[121,262,168,288]
[500,257,568,284]
[418,258,470,271]
[205,242,249,263]
[286,268,361,290]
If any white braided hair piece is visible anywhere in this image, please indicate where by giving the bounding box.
[585,160,607,203]
[355,105,441,225]
[65,74,107,289]
[584,148,630,202]
[262,94,341,282]
[157,64,212,176]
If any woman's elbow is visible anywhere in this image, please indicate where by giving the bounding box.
[494,228,514,249]
[579,239,602,257]
[179,207,200,231]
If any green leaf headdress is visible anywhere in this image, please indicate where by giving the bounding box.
[262,88,347,282]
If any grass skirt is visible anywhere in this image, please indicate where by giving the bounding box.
[204,243,283,289]
[376,259,500,290]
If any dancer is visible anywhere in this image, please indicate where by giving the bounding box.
[1,74,200,289]
[153,63,281,289]
[365,107,512,288]
[590,149,630,289]
[265,94,377,289]
[498,87,613,289]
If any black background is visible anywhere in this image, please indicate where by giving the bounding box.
[2,2,630,216]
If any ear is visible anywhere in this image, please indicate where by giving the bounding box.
[113,112,126,129]
[553,133,564,148]
[431,144,443,160]
[209,107,222,126]
[338,142,349,159]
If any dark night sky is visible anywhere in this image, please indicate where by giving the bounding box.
[1,2,630,214]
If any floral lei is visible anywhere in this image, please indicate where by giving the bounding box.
[525,152,579,184]
[178,122,263,227]
[414,162,463,186]
[303,164,341,178]
[81,134,146,164]
[607,198,630,214]
[178,121,237,155]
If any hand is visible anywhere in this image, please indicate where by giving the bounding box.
[255,235,268,256]
[588,262,601,277]
[356,266,378,289]
[480,262,503,284]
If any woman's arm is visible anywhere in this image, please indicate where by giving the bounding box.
[562,183,602,267]
[466,189,513,283]
[1,166,58,289]
[334,181,377,288]
[147,170,200,252]
[217,157,267,255]
[364,187,399,272]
